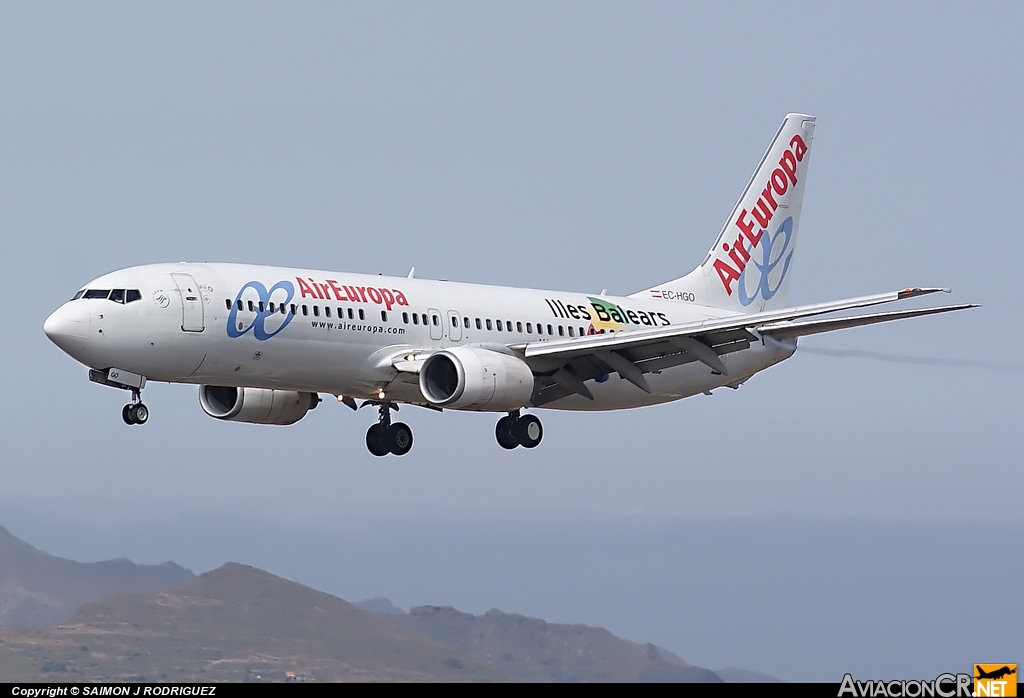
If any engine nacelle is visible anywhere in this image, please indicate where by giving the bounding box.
[419,346,535,411]
[199,386,319,425]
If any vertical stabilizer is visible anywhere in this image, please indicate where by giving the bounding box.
[633,113,816,313]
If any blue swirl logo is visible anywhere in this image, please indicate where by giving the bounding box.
[227,280,296,340]
[737,216,794,307]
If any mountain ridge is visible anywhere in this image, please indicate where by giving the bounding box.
[0,525,193,627]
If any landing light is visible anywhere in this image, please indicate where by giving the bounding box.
[335,394,345,402]
[378,390,386,400]
[405,354,416,361]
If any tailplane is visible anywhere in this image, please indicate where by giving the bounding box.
[633,113,816,313]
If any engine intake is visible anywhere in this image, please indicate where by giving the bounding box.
[419,346,535,411]
[199,386,319,425]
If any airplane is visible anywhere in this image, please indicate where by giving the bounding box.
[43,113,976,456]
[976,666,1016,681]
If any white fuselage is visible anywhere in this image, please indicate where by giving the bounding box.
[44,262,795,411]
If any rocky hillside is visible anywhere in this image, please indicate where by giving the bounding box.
[0,525,193,627]
[0,563,504,682]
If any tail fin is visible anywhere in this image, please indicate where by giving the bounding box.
[633,113,816,313]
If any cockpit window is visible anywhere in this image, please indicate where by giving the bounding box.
[79,288,142,303]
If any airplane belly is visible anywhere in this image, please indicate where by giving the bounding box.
[185,334,372,395]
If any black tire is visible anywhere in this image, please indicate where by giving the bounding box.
[122,404,136,425]
[513,414,543,449]
[495,416,518,450]
[388,422,413,456]
[132,403,149,425]
[366,424,390,457]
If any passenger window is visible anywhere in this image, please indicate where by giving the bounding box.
[359,309,365,320]
[259,301,266,313]
[72,290,85,300]
[337,307,343,318]
[325,307,331,318]
[313,306,319,317]
[547,324,553,335]
[225,299,232,310]
[109,289,125,303]
[290,304,297,315]
[568,326,575,337]
[464,317,470,329]
[526,323,532,333]
[495,319,502,332]
[476,318,482,330]
[432,315,439,326]
[413,313,419,325]
[506,321,513,332]
[403,312,409,324]
[302,305,309,316]
[348,308,354,319]
[517,321,523,333]
[126,289,141,303]
[451,316,458,327]
[269,302,275,313]
[248,300,255,312]
[421,314,427,325]
[486,319,492,331]
[558,325,564,336]
[237,300,244,311]
[83,289,110,299]
[381,311,388,322]
[281,304,287,315]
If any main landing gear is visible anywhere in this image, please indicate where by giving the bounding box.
[121,390,149,426]
[496,411,543,450]
[365,401,413,457]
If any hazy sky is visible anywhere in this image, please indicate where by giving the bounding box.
[1,1,1021,681]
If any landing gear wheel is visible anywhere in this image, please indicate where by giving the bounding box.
[495,416,518,450]
[388,422,413,456]
[513,414,543,449]
[122,404,136,425]
[366,423,390,457]
[131,403,149,425]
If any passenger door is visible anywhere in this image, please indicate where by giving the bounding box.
[170,273,205,332]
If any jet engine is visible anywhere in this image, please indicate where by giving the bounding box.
[199,386,319,425]
[419,346,535,411]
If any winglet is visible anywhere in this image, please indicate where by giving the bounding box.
[896,287,949,299]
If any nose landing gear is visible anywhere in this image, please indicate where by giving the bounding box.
[496,411,543,450]
[88,369,150,426]
[365,401,413,457]
[121,390,149,426]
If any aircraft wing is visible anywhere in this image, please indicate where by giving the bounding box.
[754,304,978,341]
[509,287,976,405]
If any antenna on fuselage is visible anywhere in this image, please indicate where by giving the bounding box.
[407,267,416,279]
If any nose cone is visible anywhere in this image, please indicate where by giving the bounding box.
[44,303,90,358]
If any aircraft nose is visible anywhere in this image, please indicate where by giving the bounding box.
[44,302,90,357]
